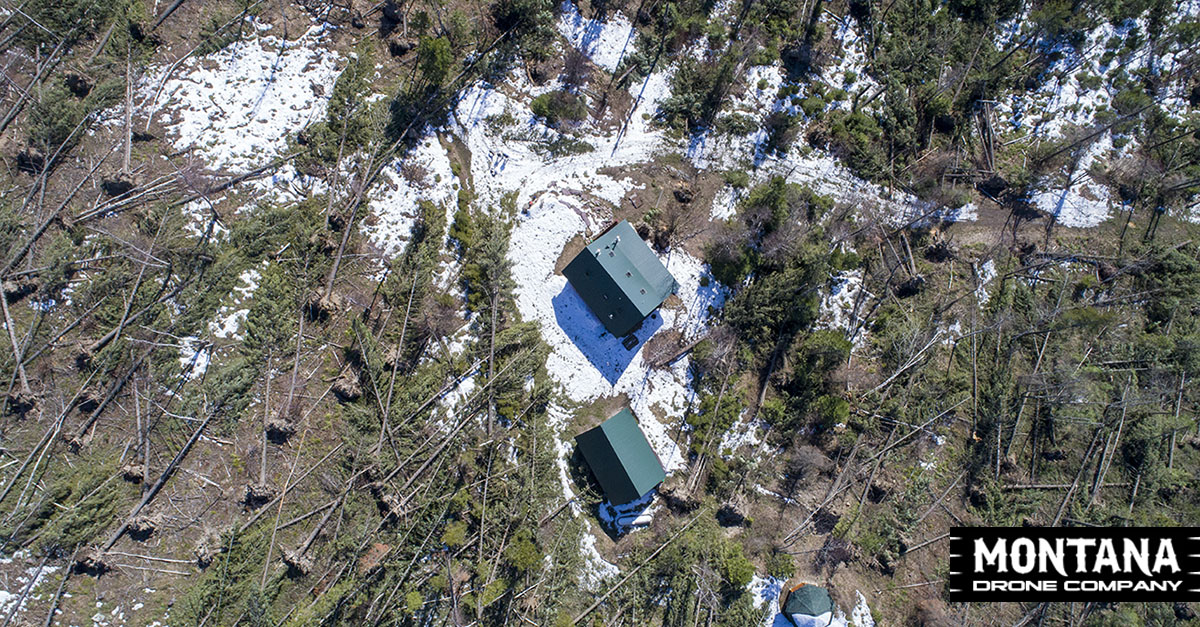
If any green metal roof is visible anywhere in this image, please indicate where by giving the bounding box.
[562,221,677,337]
[574,408,666,504]
[784,584,834,620]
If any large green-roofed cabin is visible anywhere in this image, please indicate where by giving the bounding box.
[574,408,667,504]
[562,220,677,338]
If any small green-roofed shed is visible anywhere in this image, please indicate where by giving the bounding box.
[562,220,677,338]
[574,408,666,504]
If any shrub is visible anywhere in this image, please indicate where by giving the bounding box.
[766,550,794,578]
[296,43,378,168]
[1076,72,1103,91]
[761,111,799,155]
[449,206,476,252]
[535,136,594,157]
[717,113,758,136]
[718,543,755,589]
[821,109,886,181]
[722,170,750,189]
[17,0,125,48]
[800,94,825,118]
[441,520,468,547]
[490,0,556,59]
[404,591,423,613]
[28,79,122,151]
[195,10,247,57]
[530,90,587,127]
[504,528,543,572]
[659,52,739,131]
[418,36,453,86]
[750,46,778,66]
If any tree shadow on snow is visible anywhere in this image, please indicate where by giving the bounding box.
[552,283,662,385]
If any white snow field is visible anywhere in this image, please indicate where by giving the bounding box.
[1029,132,1115,228]
[557,0,638,73]
[362,135,461,256]
[144,19,343,171]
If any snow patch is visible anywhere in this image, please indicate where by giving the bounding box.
[750,575,785,609]
[850,591,876,627]
[975,259,997,303]
[579,530,619,588]
[0,556,60,622]
[1030,133,1113,228]
[363,135,460,256]
[179,336,212,379]
[208,266,262,340]
[145,18,343,171]
[818,269,868,347]
[557,0,637,73]
[597,491,657,534]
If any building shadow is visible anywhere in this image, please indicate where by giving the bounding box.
[552,282,662,385]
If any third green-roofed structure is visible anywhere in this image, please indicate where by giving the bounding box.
[563,220,677,338]
[783,583,835,626]
[575,408,666,504]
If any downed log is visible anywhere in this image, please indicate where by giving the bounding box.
[647,335,704,368]
[99,412,215,552]
[1003,482,1130,490]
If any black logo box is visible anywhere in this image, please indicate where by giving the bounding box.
[949,527,1200,602]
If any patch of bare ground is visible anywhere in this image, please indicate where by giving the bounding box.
[599,154,727,257]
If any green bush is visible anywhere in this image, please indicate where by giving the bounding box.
[296,42,378,169]
[490,0,556,59]
[750,45,779,66]
[504,528,543,572]
[194,10,247,57]
[449,206,476,252]
[822,109,886,181]
[717,113,758,136]
[418,36,453,86]
[16,0,126,47]
[761,111,799,155]
[800,94,825,118]
[766,550,794,578]
[530,90,588,127]
[718,543,755,589]
[535,136,595,157]
[659,52,740,131]
[24,461,123,551]
[1076,72,1103,91]
[28,79,122,151]
[441,520,468,547]
[722,170,751,189]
